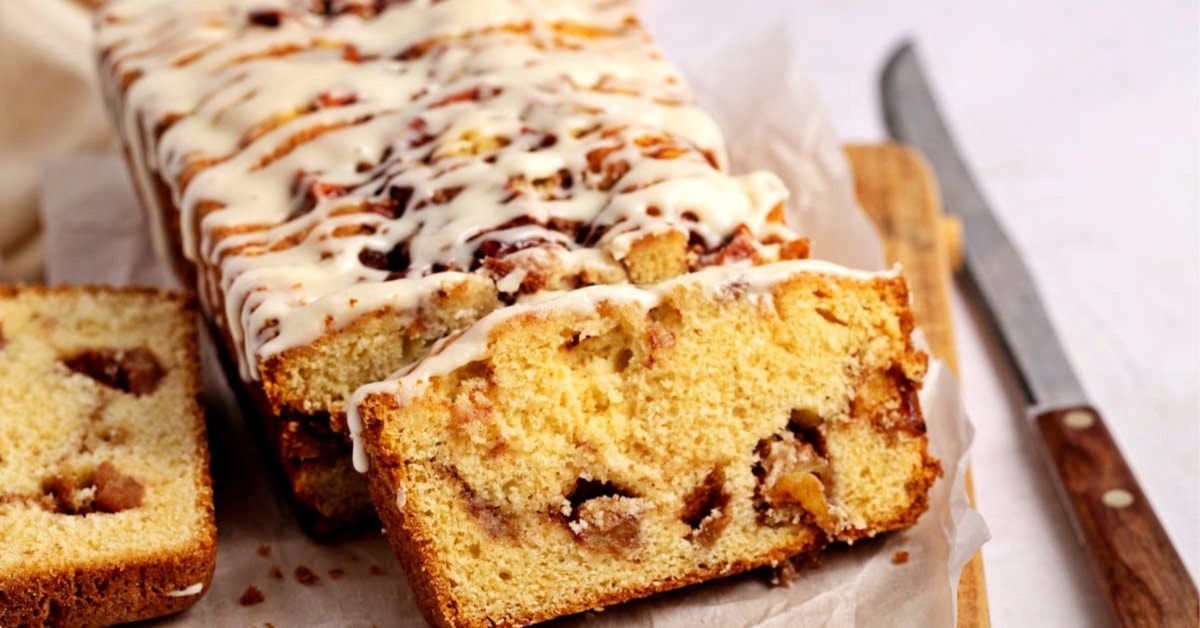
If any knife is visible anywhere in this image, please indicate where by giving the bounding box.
[880,41,1199,628]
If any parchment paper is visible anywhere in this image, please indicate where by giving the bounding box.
[38,14,988,627]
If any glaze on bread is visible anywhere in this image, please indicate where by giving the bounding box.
[0,286,216,627]
[96,0,808,535]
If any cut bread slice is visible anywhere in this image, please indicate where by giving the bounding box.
[351,260,941,628]
[0,286,216,627]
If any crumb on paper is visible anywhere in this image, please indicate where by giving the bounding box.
[269,565,283,580]
[329,567,346,580]
[892,550,910,565]
[265,623,276,628]
[770,551,822,586]
[239,585,265,606]
[256,543,271,558]
[295,565,320,585]
[770,559,798,587]
[369,564,386,576]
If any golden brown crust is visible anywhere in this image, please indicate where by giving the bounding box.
[0,544,216,628]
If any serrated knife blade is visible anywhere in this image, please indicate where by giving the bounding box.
[880,41,1198,628]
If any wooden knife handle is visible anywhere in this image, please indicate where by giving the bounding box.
[1035,405,1199,627]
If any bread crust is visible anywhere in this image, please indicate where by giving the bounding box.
[0,546,216,628]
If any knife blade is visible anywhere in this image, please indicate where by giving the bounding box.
[880,41,1199,628]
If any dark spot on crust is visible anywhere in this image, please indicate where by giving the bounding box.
[358,242,410,274]
[329,567,345,580]
[294,565,320,585]
[386,185,414,218]
[680,467,730,546]
[269,566,283,580]
[369,565,386,576]
[0,322,6,350]
[239,585,265,606]
[256,543,271,558]
[63,347,165,396]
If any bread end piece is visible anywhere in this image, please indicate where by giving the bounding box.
[0,285,217,627]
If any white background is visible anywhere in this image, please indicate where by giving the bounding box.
[645,2,1199,626]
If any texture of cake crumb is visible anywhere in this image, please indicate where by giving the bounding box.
[354,264,939,627]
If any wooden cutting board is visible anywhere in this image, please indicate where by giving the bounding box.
[846,143,990,628]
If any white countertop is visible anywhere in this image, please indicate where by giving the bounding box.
[651,1,1198,626]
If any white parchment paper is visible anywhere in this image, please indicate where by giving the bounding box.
[38,15,988,627]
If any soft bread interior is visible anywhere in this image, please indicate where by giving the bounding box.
[359,267,940,627]
[0,288,213,582]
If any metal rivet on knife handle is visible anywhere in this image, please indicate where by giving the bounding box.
[1102,489,1134,509]
[1063,410,1095,430]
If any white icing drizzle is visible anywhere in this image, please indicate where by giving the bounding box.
[165,582,204,597]
[346,260,900,472]
[97,0,794,381]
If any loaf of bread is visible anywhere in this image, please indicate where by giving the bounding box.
[0,286,216,627]
[352,260,941,627]
[96,0,809,536]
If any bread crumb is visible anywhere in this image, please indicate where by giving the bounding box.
[239,585,265,606]
[269,565,283,579]
[892,550,910,565]
[329,567,346,580]
[256,543,271,557]
[369,565,386,576]
[771,550,823,586]
[295,565,320,585]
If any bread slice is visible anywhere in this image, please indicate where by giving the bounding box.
[0,286,216,627]
[352,260,941,628]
